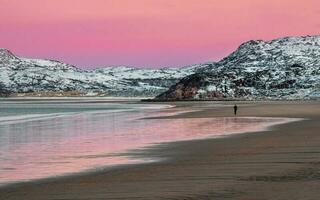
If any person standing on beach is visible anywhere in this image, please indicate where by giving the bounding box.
[234,104,238,115]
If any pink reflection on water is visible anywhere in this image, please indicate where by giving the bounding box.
[0,108,297,186]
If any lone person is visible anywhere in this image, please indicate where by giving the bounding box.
[233,104,238,116]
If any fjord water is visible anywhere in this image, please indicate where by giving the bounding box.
[0,100,294,186]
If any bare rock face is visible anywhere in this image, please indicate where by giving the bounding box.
[156,73,206,100]
[156,35,320,100]
[0,82,11,97]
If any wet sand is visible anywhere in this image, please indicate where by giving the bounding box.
[1,101,320,200]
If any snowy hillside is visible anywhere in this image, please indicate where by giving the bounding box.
[156,35,320,100]
[0,49,208,97]
[2,35,319,99]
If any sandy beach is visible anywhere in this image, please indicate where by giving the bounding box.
[1,101,320,200]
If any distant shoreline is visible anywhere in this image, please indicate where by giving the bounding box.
[1,96,318,102]
[141,98,320,102]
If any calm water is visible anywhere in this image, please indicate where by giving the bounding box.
[0,100,296,186]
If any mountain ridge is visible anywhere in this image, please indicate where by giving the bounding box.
[1,35,320,99]
[156,35,320,100]
[0,49,210,97]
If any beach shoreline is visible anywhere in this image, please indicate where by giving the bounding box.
[1,101,320,200]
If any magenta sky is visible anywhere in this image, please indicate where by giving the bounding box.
[1,0,320,69]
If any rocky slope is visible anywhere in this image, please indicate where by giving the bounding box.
[156,35,320,100]
[0,49,208,97]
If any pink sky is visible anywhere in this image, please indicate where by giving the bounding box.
[0,0,319,69]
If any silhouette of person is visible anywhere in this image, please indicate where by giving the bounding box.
[234,104,238,115]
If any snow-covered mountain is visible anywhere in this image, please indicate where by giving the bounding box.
[0,49,208,97]
[156,35,320,100]
[2,35,320,99]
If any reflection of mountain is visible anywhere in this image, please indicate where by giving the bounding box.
[156,35,320,100]
[0,48,208,97]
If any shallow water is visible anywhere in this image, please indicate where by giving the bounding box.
[0,100,296,186]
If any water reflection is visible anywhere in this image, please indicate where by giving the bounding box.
[0,105,294,186]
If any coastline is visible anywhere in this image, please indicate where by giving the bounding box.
[1,101,320,199]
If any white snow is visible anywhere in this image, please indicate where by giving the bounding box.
[0,51,206,96]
